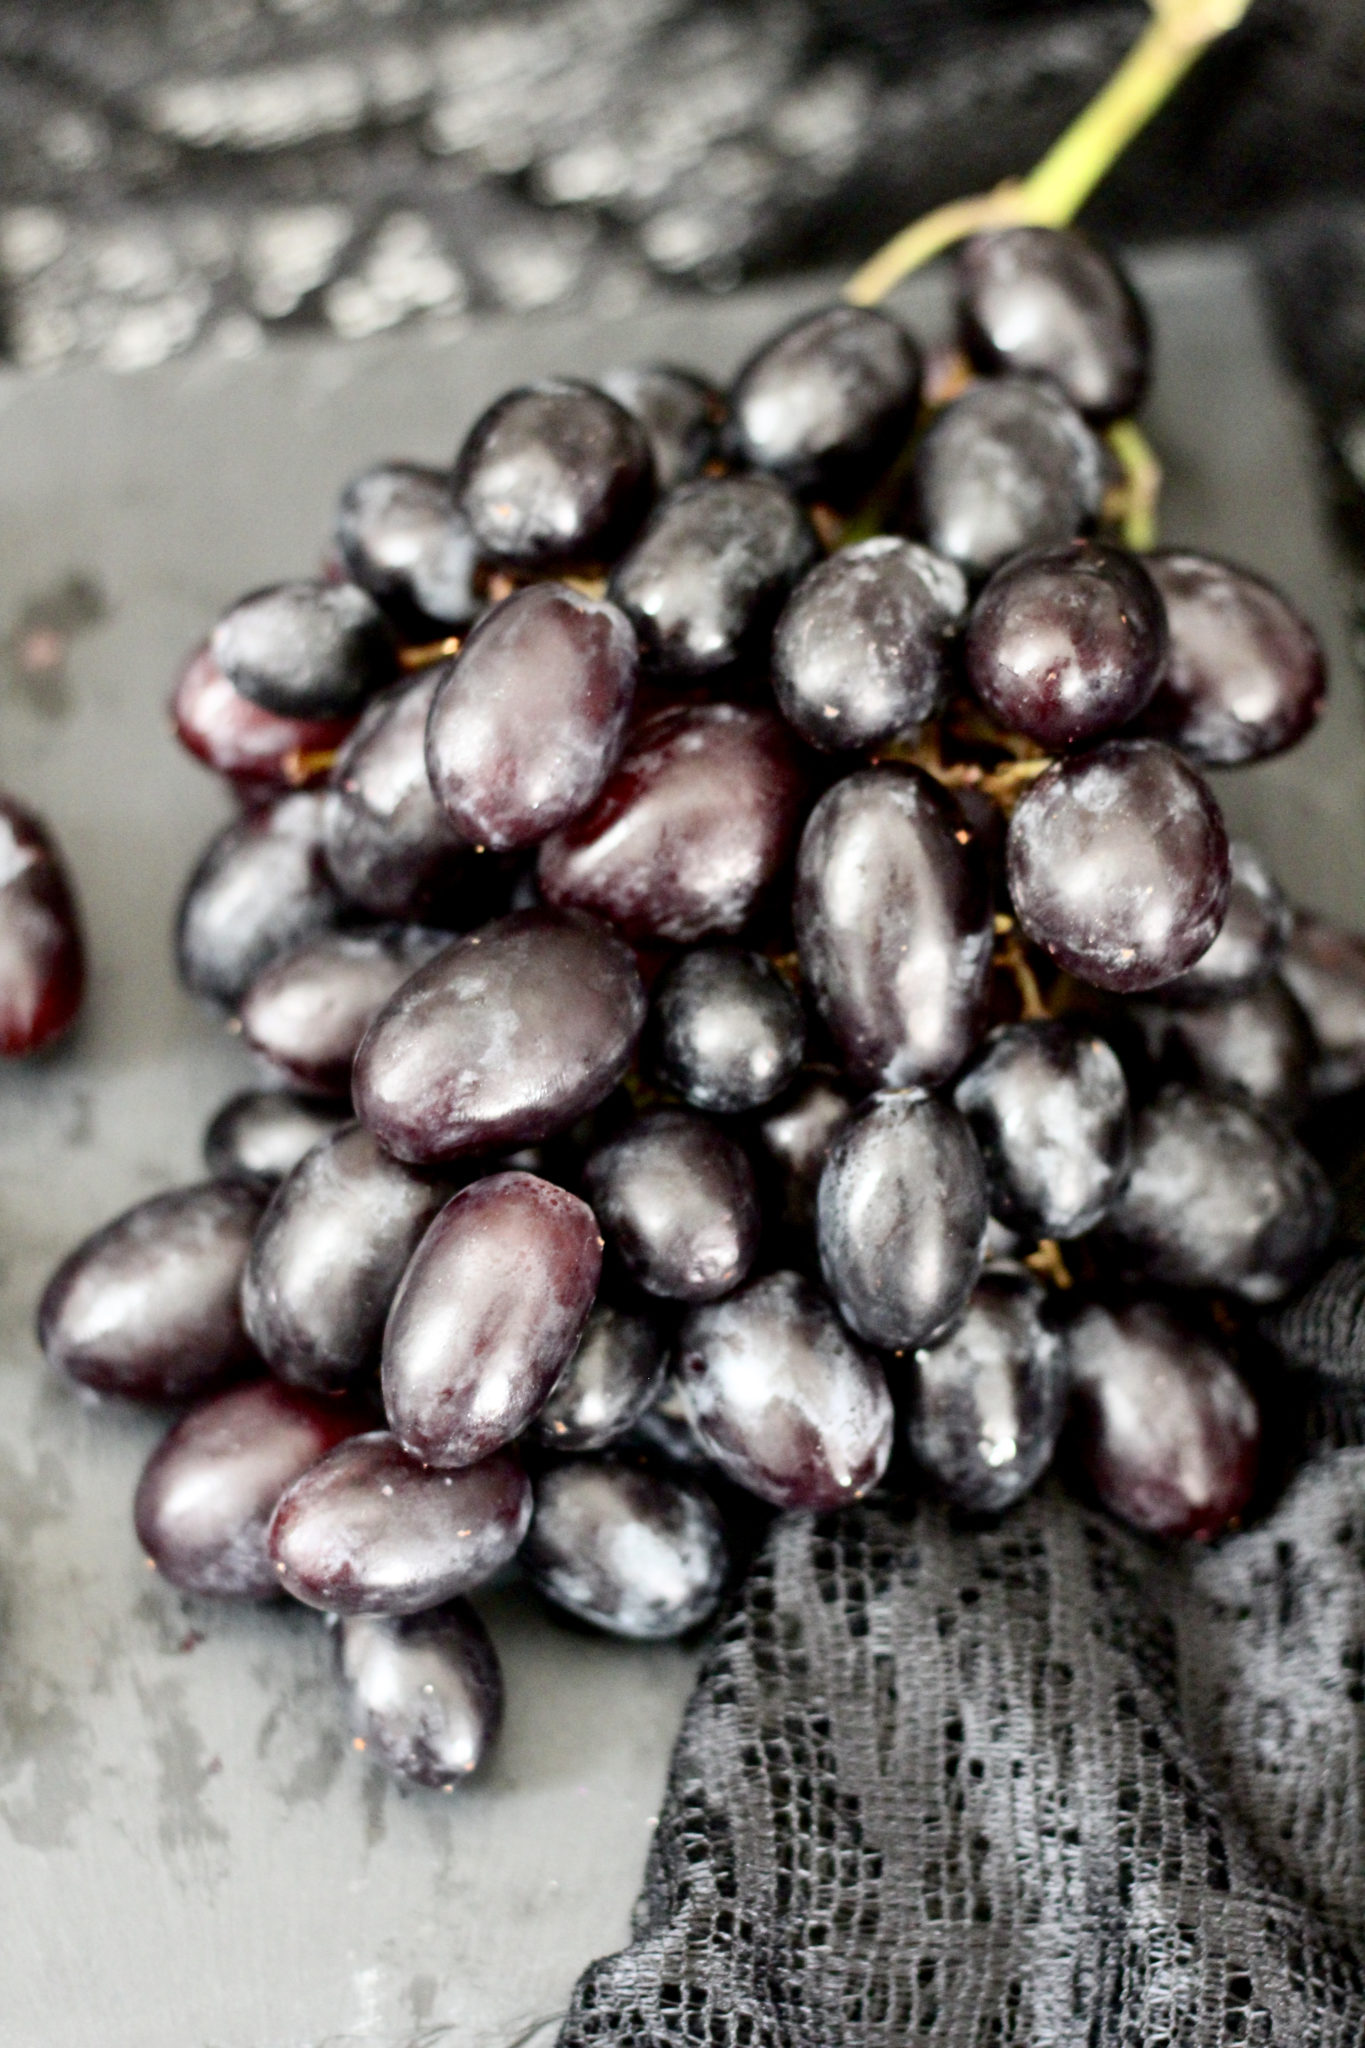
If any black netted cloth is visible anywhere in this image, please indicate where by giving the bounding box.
[559,1271,1365,2047]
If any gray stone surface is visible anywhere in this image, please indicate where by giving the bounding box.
[0,247,1357,2048]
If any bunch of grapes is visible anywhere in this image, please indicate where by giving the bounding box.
[38,225,1365,1794]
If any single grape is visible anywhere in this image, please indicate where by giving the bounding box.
[522,1459,727,1640]
[538,704,806,944]
[964,539,1167,749]
[453,378,654,570]
[908,1269,1068,1514]
[1136,976,1313,1123]
[1106,1084,1333,1301]
[322,671,475,923]
[628,1373,713,1471]
[0,793,84,1056]
[203,1089,351,1190]
[532,1301,667,1452]
[583,1109,760,1302]
[268,1434,531,1615]
[39,1180,265,1401]
[954,1020,1131,1239]
[176,791,344,1008]
[598,365,725,491]
[651,946,805,1114]
[817,1091,988,1351]
[772,537,968,753]
[678,1270,894,1510]
[1006,739,1230,994]
[242,1123,450,1393]
[134,1379,367,1597]
[237,925,448,1097]
[1159,840,1290,1003]
[794,765,994,1088]
[727,303,921,507]
[907,374,1105,581]
[1137,551,1326,765]
[607,475,819,676]
[352,907,645,1163]
[424,582,637,850]
[1279,912,1365,1097]
[211,579,397,720]
[756,1073,856,1234]
[382,1171,601,1467]
[334,462,478,639]
[955,226,1149,423]
[338,1600,503,1789]
[1066,1300,1258,1540]
[171,642,354,793]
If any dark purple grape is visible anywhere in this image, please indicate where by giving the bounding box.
[238,925,447,1097]
[772,537,967,753]
[1067,1301,1258,1540]
[652,946,805,1114]
[268,1434,530,1614]
[134,1379,366,1597]
[628,1373,712,1470]
[453,378,653,570]
[954,1020,1131,1240]
[424,583,637,850]
[334,462,478,638]
[908,1269,1068,1513]
[533,1302,667,1452]
[322,671,475,922]
[1137,551,1326,765]
[598,365,725,491]
[727,303,921,507]
[817,1091,987,1350]
[757,1073,856,1233]
[352,907,645,1163]
[1159,841,1290,1003]
[39,1180,265,1401]
[964,539,1167,749]
[211,579,397,719]
[0,793,84,1056]
[907,375,1105,581]
[242,1124,450,1393]
[172,642,354,794]
[584,1109,759,1302]
[338,1600,502,1788]
[522,1460,727,1639]
[538,704,806,944]
[176,791,344,1008]
[204,1089,351,1190]
[1136,977,1314,1123]
[382,1172,601,1467]
[1006,739,1230,994]
[607,475,819,676]
[1279,913,1365,1097]
[1106,1084,1333,1302]
[794,766,993,1089]
[955,226,1149,423]
[678,1270,893,1510]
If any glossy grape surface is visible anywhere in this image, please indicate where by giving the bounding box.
[757,1073,856,1233]
[954,1020,1131,1240]
[204,1090,351,1189]
[1138,976,1313,1123]
[40,1179,265,1401]
[538,704,805,944]
[678,1270,894,1510]
[772,536,967,753]
[817,1091,988,1350]
[584,1109,760,1302]
[176,791,344,1008]
[1007,739,1230,994]
[1280,913,1365,1097]
[238,925,447,1096]
[211,578,396,719]
[0,793,84,1056]
[269,1434,530,1614]
[425,582,637,850]
[134,1379,366,1597]
[608,475,819,676]
[909,1269,1068,1513]
[965,540,1166,748]
[652,946,805,1113]
[795,765,993,1089]
[955,226,1149,423]
[598,365,724,491]
[335,462,478,637]
[1067,1300,1258,1539]
[1107,1084,1333,1301]
[242,1123,450,1393]
[453,378,653,570]
[322,671,471,922]
[728,303,921,507]
[338,1600,502,1788]
[1160,840,1289,1003]
[534,1301,667,1453]
[522,1459,728,1639]
[172,642,353,794]
[382,1171,601,1467]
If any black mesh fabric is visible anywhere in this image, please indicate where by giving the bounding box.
[558,1263,1365,2047]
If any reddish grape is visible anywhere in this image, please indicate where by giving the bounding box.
[584,1109,760,1302]
[0,793,84,1056]
[453,378,654,570]
[522,1460,727,1639]
[237,924,447,1097]
[172,642,354,792]
[338,1601,503,1788]
[955,226,1149,423]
